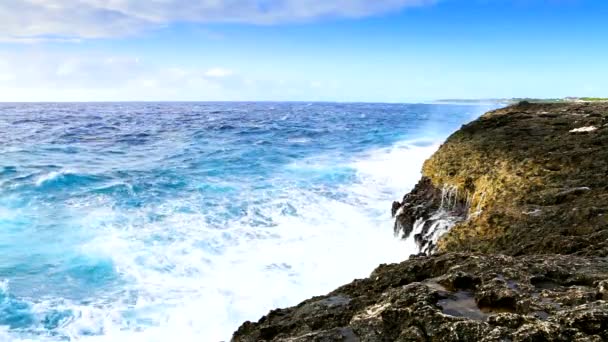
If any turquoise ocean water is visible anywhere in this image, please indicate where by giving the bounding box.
[0,102,494,341]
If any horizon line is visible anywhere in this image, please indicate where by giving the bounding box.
[0,99,511,105]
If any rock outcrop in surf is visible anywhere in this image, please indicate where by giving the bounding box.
[232,102,608,341]
[392,177,469,254]
[396,101,608,256]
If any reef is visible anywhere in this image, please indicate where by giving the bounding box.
[233,102,608,341]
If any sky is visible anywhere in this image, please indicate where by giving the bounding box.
[0,0,607,102]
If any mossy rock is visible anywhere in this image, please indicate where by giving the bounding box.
[417,102,608,256]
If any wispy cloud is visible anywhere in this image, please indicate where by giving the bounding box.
[0,0,435,42]
[0,51,327,101]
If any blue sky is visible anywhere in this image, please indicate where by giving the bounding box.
[0,0,606,102]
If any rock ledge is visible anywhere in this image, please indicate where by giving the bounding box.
[233,103,608,341]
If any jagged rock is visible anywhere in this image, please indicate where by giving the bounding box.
[392,177,469,254]
[415,102,608,255]
[232,254,608,341]
[233,103,608,341]
[392,177,442,237]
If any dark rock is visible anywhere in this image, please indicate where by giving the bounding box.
[233,103,608,341]
[392,177,469,254]
[410,102,608,256]
[232,254,608,341]
[392,177,442,238]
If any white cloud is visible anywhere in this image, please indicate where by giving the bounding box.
[0,0,435,41]
[0,51,324,101]
[204,67,235,78]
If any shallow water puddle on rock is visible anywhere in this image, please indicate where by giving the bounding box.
[425,281,489,321]
[496,274,519,290]
[437,291,489,321]
[530,277,562,290]
[316,295,352,307]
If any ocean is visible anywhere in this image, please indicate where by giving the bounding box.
[0,102,494,341]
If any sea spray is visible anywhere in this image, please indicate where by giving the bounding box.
[0,102,496,341]
[397,184,469,255]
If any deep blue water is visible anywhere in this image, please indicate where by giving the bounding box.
[0,102,494,341]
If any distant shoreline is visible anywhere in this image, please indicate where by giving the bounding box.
[435,97,608,105]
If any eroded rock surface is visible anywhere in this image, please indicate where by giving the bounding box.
[233,254,608,341]
[233,103,608,341]
[421,102,608,256]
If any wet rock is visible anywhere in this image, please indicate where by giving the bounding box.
[487,312,524,329]
[392,177,469,254]
[553,301,608,337]
[233,103,608,341]
[407,102,608,256]
[392,177,443,238]
[475,280,518,314]
[232,254,608,341]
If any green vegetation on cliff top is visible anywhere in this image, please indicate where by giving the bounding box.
[436,97,608,104]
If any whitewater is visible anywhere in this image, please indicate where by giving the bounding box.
[0,102,494,341]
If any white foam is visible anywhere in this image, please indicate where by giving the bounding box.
[349,140,439,200]
[8,139,442,341]
[287,137,311,144]
[35,170,75,187]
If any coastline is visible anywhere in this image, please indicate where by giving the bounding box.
[232,102,608,341]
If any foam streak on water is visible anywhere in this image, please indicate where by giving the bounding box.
[0,102,494,341]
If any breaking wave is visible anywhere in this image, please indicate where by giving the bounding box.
[0,102,495,341]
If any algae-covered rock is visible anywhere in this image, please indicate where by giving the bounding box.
[233,103,608,341]
[394,102,608,256]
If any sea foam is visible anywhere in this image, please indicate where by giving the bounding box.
[0,102,494,341]
[5,141,434,342]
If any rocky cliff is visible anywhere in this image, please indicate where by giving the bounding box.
[393,101,608,256]
[232,102,608,341]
